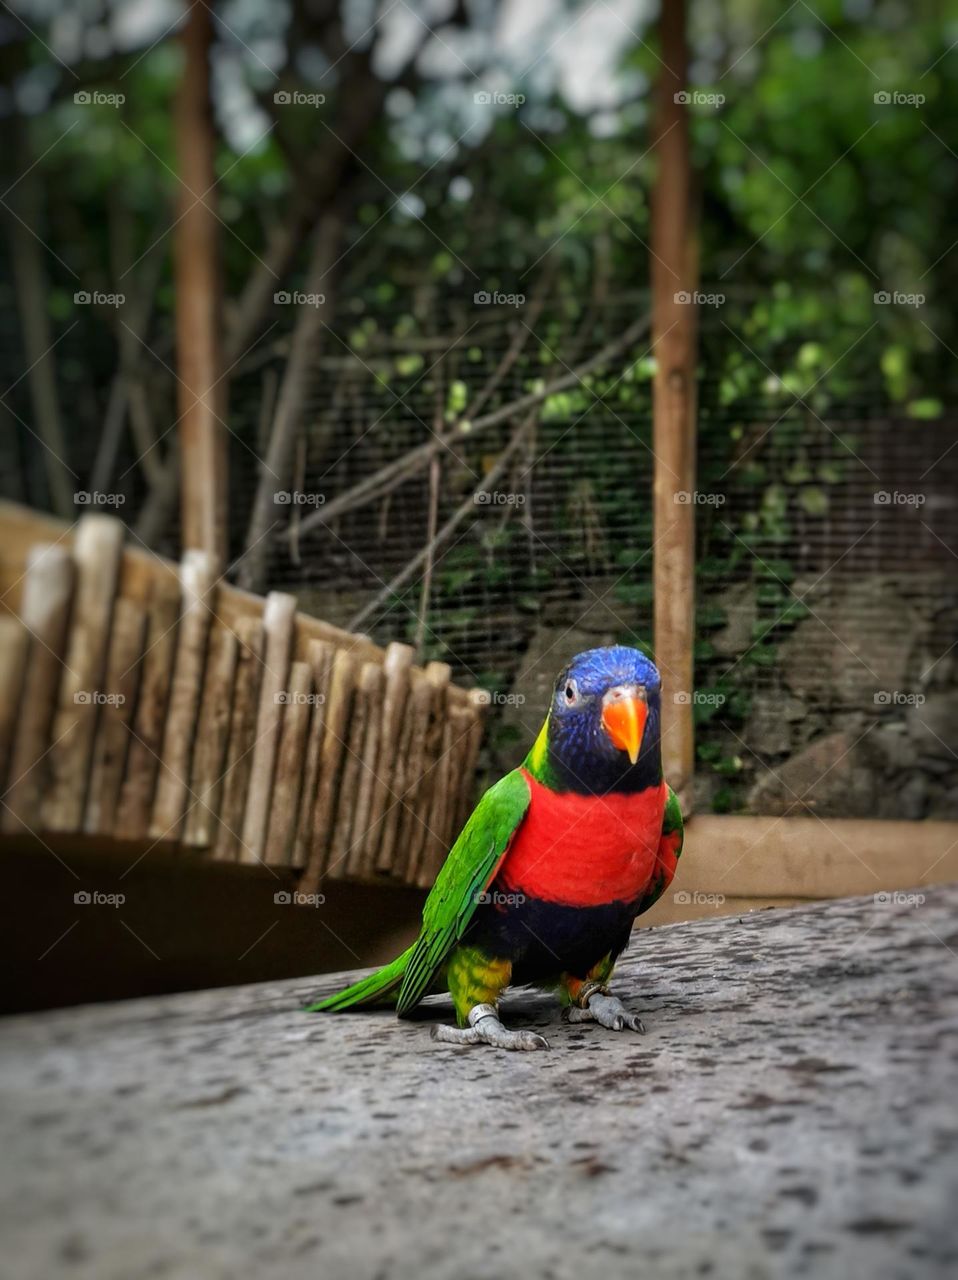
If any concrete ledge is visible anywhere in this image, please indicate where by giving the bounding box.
[1,886,957,1279]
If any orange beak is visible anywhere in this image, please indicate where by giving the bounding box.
[601,689,647,765]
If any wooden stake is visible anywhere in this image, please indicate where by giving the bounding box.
[300,647,358,893]
[43,515,125,832]
[83,598,146,834]
[417,699,470,888]
[149,549,216,841]
[174,0,227,567]
[341,660,385,879]
[364,642,414,875]
[114,572,181,840]
[404,661,451,884]
[386,674,435,883]
[263,660,314,866]
[2,545,73,831]
[0,619,29,799]
[238,592,297,864]
[291,638,335,870]
[651,0,697,809]
[213,616,264,860]
[183,624,239,847]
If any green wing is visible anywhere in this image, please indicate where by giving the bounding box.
[633,784,685,919]
[396,768,531,1016]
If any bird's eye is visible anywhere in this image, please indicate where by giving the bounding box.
[564,680,578,706]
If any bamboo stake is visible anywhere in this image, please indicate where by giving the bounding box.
[404,661,451,885]
[291,638,335,870]
[183,624,239,848]
[43,515,125,832]
[149,549,216,841]
[239,591,297,865]
[213,616,264,860]
[263,660,314,866]
[83,598,146,834]
[342,660,385,879]
[453,689,486,836]
[385,673,435,883]
[114,572,181,840]
[2,544,74,830]
[0,619,29,798]
[300,647,358,893]
[364,642,414,875]
[417,699,470,888]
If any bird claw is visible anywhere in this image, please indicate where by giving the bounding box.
[431,1006,550,1051]
[565,993,645,1033]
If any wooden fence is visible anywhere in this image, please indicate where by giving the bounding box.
[0,502,485,889]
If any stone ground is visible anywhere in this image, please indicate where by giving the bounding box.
[1,887,957,1280]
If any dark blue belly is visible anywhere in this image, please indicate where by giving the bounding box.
[462,892,638,985]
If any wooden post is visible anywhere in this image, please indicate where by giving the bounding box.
[651,0,697,810]
[174,0,227,567]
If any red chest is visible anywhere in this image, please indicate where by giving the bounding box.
[498,770,667,907]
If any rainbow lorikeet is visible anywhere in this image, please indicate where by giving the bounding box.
[307,646,683,1050]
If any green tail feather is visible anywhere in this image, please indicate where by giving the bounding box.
[304,944,416,1013]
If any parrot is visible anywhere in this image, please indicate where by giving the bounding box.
[306,645,684,1051]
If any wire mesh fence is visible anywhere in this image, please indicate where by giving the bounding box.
[3,285,956,820]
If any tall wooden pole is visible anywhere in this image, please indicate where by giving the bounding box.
[174,0,227,568]
[651,0,697,809]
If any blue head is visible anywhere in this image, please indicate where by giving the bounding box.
[525,646,663,795]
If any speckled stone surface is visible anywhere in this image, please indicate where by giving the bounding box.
[1,887,957,1280]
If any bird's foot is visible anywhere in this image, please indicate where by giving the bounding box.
[431,1002,550,1051]
[564,989,645,1033]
